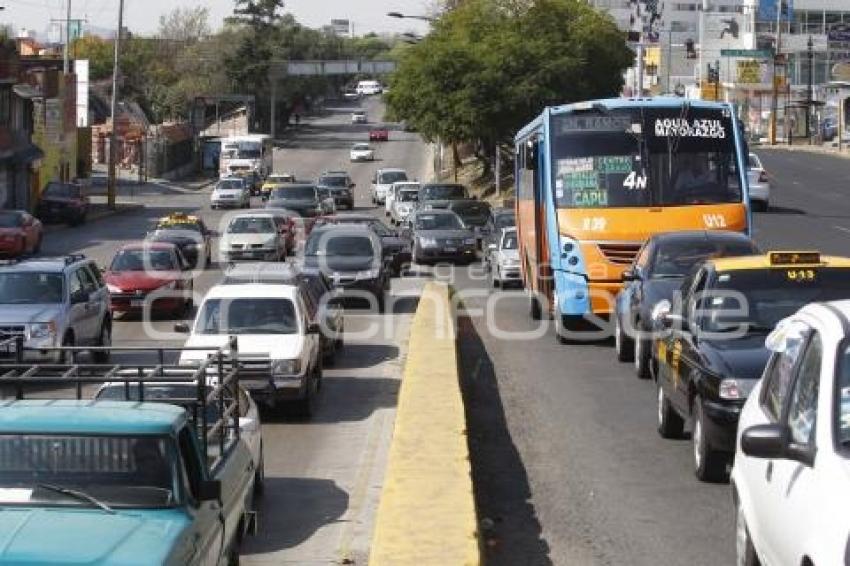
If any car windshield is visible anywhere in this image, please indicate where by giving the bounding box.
[227,217,275,234]
[452,202,490,225]
[415,213,464,231]
[837,344,850,448]
[379,171,407,184]
[494,213,516,229]
[111,249,176,271]
[748,154,763,169]
[502,233,518,249]
[156,221,200,232]
[306,234,376,257]
[216,180,242,191]
[398,189,419,202]
[196,297,298,334]
[320,176,348,187]
[700,268,850,332]
[43,183,81,199]
[0,272,64,304]
[96,384,230,425]
[650,239,757,278]
[352,144,370,151]
[421,185,467,200]
[0,434,176,508]
[0,212,23,228]
[550,107,742,208]
[270,186,316,200]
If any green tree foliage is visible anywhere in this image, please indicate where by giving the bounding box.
[72,36,113,80]
[158,5,211,41]
[387,0,633,160]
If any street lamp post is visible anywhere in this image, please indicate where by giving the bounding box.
[387,11,435,23]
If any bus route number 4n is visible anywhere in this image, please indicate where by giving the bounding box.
[623,171,647,190]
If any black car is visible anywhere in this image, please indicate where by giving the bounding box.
[418,183,469,209]
[447,200,491,241]
[303,225,389,312]
[653,252,850,481]
[36,182,89,225]
[318,171,356,210]
[410,209,476,265]
[614,231,759,379]
[265,184,333,219]
[314,214,411,276]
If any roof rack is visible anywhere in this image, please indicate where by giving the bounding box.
[0,335,268,472]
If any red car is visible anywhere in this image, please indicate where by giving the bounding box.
[105,242,193,317]
[0,210,43,257]
[369,128,389,142]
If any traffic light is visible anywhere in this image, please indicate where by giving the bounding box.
[685,38,696,59]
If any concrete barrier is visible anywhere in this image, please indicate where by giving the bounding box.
[370,282,480,566]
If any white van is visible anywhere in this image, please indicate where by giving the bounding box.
[356,80,382,95]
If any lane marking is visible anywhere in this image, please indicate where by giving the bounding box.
[834,225,850,234]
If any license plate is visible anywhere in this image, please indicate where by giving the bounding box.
[444,247,457,253]
[131,299,145,307]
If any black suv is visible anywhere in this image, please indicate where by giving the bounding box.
[317,171,356,210]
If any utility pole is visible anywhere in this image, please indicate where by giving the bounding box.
[770,0,784,145]
[107,0,124,210]
[806,35,813,143]
[63,0,71,74]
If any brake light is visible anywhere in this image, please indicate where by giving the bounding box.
[758,171,768,183]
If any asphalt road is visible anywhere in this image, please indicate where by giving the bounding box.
[37,96,431,565]
[457,145,850,566]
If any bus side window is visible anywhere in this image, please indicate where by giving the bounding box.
[525,142,537,171]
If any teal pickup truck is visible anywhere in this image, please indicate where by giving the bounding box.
[0,338,261,565]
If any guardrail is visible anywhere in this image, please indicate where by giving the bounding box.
[370,282,480,565]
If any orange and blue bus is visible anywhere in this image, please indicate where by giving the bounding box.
[514,98,751,332]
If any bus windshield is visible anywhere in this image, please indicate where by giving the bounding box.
[550,106,742,209]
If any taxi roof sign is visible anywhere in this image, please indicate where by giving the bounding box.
[769,251,821,265]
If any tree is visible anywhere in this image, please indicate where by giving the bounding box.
[387,0,633,172]
[72,36,113,80]
[158,6,211,41]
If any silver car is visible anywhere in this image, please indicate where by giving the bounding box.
[0,255,112,362]
[747,153,770,212]
[488,228,521,288]
[211,177,251,209]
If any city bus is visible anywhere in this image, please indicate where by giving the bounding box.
[514,97,751,333]
[219,134,273,178]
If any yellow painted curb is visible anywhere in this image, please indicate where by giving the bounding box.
[370,282,480,566]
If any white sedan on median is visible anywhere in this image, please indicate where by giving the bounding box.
[747,152,770,212]
[350,143,375,162]
[732,300,850,566]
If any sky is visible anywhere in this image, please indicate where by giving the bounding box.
[3,0,432,39]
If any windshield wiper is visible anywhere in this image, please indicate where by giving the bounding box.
[37,483,116,514]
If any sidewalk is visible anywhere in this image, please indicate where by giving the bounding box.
[89,165,216,194]
[42,201,144,235]
[755,140,850,160]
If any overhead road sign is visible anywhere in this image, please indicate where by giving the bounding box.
[270,60,397,79]
[720,49,774,59]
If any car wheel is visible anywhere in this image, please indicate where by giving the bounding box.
[634,334,652,379]
[735,499,760,566]
[295,367,320,419]
[492,269,501,288]
[33,234,42,254]
[55,332,75,364]
[377,292,386,314]
[693,399,729,482]
[91,322,111,363]
[253,446,265,498]
[656,383,684,439]
[614,314,635,362]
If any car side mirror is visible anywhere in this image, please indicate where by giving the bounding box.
[71,290,90,304]
[651,299,686,330]
[174,322,190,333]
[741,424,787,460]
[198,479,221,502]
[622,269,639,282]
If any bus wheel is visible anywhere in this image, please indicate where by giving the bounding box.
[529,294,542,320]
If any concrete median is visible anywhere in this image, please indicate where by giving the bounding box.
[369,282,480,566]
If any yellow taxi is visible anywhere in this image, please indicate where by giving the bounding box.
[261,173,297,199]
[147,213,212,268]
[652,251,850,481]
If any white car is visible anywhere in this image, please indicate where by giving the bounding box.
[94,378,264,491]
[350,143,375,162]
[487,227,521,288]
[220,212,288,262]
[351,111,367,124]
[178,283,323,417]
[747,152,770,212]
[732,300,850,566]
[390,184,420,225]
[385,181,420,217]
[211,178,250,209]
[371,168,408,205]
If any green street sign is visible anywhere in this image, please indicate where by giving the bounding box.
[720,49,774,59]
